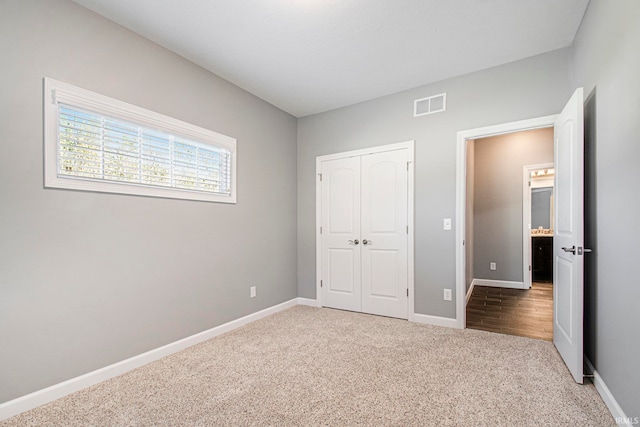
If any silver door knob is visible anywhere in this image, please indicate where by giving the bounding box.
[562,246,576,254]
[362,239,372,245]
[348,239,359,245]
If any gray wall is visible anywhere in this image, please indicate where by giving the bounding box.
[298,49,571,318]
[570,0,640,418]
[0,0,297,403]
[4,0,637,420]
[465,140,475,292]
[473,129,553,283]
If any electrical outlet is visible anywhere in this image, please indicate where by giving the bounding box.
[490,262,496,271]
[250,286,256,298]
[444,289,452,301]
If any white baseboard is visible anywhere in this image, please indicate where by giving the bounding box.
[0,298,299,422]
[412,313,459,328]
[585,358,634,425]
[472,278,526,290]
[296,297,321,307]
[466,280,476,306]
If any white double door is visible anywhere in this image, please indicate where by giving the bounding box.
[320,148,409,319]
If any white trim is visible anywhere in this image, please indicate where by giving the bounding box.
[44,78,237,204]
[466,279,476,306]
[455,115,558,329]
[523,163,554,290]
[315,141,415,320]
[316,140,414,163]
[296,297,321,307]
[0,298,298,421]
[315,156,323,305]
[522,166,530,289]
[412,313,459,329]
[585,358,633,426]
[406,143,415,321]
[472,279,526,290]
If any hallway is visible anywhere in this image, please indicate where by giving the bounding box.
[466,282,553,341]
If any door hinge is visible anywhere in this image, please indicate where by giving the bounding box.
[318,173,322,181]
[406,288,409,297]
[320,280,323,288]
[407,161,410,171]
[406,225,409,234]
[529,265,532,271]
[320,226,322,234]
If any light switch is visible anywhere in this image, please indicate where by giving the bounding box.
[443,218,452,230]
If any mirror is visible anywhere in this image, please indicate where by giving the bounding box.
[531,186,553,230]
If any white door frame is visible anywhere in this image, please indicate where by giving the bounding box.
[523,163,554,289]
[455,116,557,329]
[316,140,415,321]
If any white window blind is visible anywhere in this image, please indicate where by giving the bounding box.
[44,78,237,203]
[58,105,232,195]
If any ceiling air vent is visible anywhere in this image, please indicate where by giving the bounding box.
[414,92,447,117]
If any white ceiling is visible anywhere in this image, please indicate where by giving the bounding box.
[72,0,589,118]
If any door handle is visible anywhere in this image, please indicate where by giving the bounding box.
[348,239,359,245]
[562,246,576,254]
[362,239,372,245]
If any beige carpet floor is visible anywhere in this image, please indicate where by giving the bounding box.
[1,306,614,426]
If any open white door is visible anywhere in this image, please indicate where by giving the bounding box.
[553,87,585,384]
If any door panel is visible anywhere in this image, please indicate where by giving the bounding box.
[555,257,573,340]
[553,87,584,384]
[328,168,357,234]
[361,150,408,319]
[321,157,361,312]
[369,161,399,232]
[328,249,356,294]
[369,250,400,298]
[556,128,573,233]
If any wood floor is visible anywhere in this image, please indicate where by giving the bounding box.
[466,282,553,341]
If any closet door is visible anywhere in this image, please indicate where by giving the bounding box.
[320,156,362,312]
[361,149,408,319]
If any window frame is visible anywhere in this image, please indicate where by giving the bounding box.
[44,78,237,204]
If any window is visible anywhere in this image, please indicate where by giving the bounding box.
[44,78,236,203]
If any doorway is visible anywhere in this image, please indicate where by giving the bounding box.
[454,114,558,331]
[463,129,555,340]
[527,165,555,288]
[315,141,415,320]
